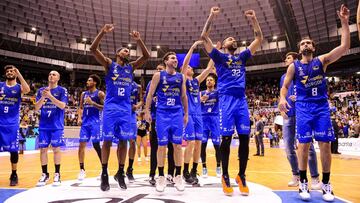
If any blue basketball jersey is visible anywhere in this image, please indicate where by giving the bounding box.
[0,82,21,125]
[156,70,183,111]
[208,48,252,98]
[36,86,68,130]
[81,89,101,125]
[104,61,133,113]
[200,89,219,116]
[186,78,201,115]
[280,74,295,117]
[293,58,327,102]
[130,81,140,107]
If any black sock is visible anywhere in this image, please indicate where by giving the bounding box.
[191,162,198,173]
[80,163,85,170]
[322,172,330,184]
[128,159,134,170]
[184,163,189,173]
[158,167,164,176]
[55,164,60,174]
[11,170,17,175]
[220,136,232,176]
[42,165,48,174]
[202,163,207,168]
[299,170,308,182]
[201,142,207,168]
[118,164,125,175]
[102,163,108,174]
[175,166,181,176]
[214,144,221,167]
[238,135,249,176]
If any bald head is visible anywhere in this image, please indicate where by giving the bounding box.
[48,70,60,84]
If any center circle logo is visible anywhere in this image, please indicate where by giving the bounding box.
[6,175,281,203]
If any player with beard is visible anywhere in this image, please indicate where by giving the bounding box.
[90,24,150,191]
[279,5,350,201]
[181,40,215,185]
[0,65,30,186]
[200,7,263,196]
[77,74,105,181]
[145,52,188,193]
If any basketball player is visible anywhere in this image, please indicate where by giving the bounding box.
[90,24,150,191]
[279,5,350,201]
[201,7,263,196]
[280,52,321,189]
[145,52,188,193]
[0,65,30,186]
[200,73,222,178]
[77,74,105,181]
[181,40,214,184]
[35,70,68,187]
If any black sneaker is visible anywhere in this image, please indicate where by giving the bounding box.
[115,171,127,190]
[126,168,135,183]
[149,176,156,186]
[183,171,194,184]
[190,170,199,185]
[9,173,18,186]
[100,173,110,191]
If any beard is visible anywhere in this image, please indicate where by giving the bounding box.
[227,42,238,52]
[120,56,129,63]
[301,48,314,56]
[5,75,15,81]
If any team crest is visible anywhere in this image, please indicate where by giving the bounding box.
[162,76,167,84]
[313,66,319,70]
[112,74,119,81]
[301,76,308,85]
[162,85,169,92]
[125,69,130,73]
[175,79,181,83]
[11,90,17,94]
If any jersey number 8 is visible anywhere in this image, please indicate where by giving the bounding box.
[312,88,318,96]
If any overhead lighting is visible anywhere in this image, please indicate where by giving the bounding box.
[273,36,278,40]
[357,71,360,75]
[82,38,87,42]
[156,45,160,49]
[128,44,132,48]
[31,27,37,32]
[242,41,246,45]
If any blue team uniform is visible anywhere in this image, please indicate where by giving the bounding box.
[156,70,184,146]
[201,89,220,146]
[79,89,102,143]
[0,82,21,152]
[102,61,133,142]
[184,78,203,141]
[208,48,252,136]
[293,58,334,143]
[280,74,295,117]
[145,81,158,121]
[36,86,68,148]
[130,81,140,140]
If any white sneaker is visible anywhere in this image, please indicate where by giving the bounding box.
[78,169,86,181]
[145,157,149,162]
[216,167,222,178]
[202,168,208,178]
[36,173,49,187]
[322,183,335,202]
[288,175,299,187]
[311,177,322,190]
[166,174,174,184]
[173,175,185,192]
[156,176,166,192]
[299,180,311,201]
[53,173,61,186]
[138,157,142,162]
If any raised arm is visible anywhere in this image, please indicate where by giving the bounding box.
[181,40,203,74]
[196,59,215,83]
[144,72,160,122]
[129,31,151,70]
[89,24,113,71]
[245,10,263,55]
[13,67,30,94]
[319,4,350,71]
[200,6,220,53]
[278,64,295,113]
[181,74,189,126]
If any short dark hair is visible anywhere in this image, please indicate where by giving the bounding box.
[298,37,316,49]
[285,52,298,60]
[116,47,126,54]
[4,65,14,71]
[89,74,101,87]
[162,51,176,63]
[206,73,217,81]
